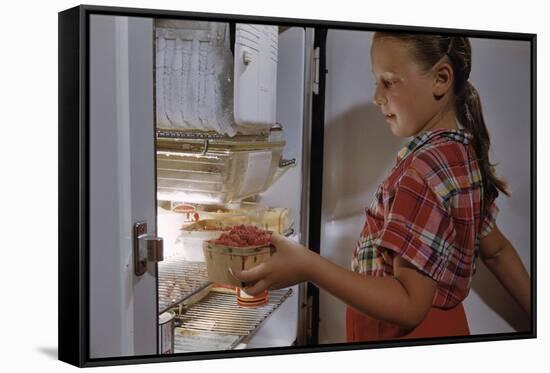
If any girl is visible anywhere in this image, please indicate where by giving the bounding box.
[232,33,531,341]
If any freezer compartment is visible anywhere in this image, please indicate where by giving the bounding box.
[154,20,236,135]
[156,129,295,205]
[155,20,279,137]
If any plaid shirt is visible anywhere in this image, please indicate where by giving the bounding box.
[351,128,499,309]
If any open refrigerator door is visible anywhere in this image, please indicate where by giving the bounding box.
[153,20,309,353]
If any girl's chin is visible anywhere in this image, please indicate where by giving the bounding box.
[389,124,406,137]
[389,123,418,138]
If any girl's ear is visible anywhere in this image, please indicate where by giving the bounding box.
[433,62,454,100]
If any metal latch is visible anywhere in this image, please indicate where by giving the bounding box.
[134,221,164,276]
[312,47,320,95]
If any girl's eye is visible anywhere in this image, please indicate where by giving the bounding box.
[375,79,396,89]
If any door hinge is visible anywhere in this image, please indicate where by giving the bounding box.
[312,46,320,95]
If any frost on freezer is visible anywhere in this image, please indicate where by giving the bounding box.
[155,20,278,136]
[156,20,236,135]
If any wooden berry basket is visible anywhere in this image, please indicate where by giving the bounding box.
[202,241,273,287]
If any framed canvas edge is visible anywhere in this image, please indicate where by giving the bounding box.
[58,3,537,368]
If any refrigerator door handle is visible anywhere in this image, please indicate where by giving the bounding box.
[134,221,164,276]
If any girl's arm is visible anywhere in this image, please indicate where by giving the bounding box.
[479,225,531,315]
[232,233,437,331]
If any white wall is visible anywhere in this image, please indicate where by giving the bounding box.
[464,38,531,334]
[320,30,531,343]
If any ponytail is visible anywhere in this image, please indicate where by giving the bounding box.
[453,59,511,218]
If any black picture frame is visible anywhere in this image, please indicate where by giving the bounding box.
[59,4,537,368]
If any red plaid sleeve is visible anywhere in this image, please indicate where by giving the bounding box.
[375,166,455,281]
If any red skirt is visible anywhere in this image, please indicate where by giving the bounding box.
[346,303,470,342]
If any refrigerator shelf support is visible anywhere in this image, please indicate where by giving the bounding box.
[173,288,293,352]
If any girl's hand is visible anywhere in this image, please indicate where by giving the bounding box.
[230,233,314,295]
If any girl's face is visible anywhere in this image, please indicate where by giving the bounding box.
[370,37,445,137]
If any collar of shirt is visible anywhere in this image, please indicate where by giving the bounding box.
[396,128,473,163]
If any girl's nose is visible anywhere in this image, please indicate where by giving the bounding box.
[372,96,385,106]
[372,87,387,106]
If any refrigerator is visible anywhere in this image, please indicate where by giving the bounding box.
[86,14,326,358]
